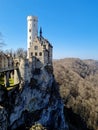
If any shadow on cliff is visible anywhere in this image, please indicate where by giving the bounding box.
[5,57,68,130]
[53,59,92,130]
[0,56,90,130]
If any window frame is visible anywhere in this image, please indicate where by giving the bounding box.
[34,46,38,50]
[39,52,42,56]
[35,52,37,56]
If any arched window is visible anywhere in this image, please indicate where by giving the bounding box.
[29,29,31,32]
[39,52,42,56]
[34,46,38,50]
[35,52,37,56]
[31,52,33,56]
[43,45,46,49]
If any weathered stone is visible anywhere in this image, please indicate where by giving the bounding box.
[0,106,8,130]
[0,85,7,104]
[9,67,68,130]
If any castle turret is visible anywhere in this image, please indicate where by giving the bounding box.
[40,27,42,38]
[27,16,38,59]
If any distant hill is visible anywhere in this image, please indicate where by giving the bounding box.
[53,58,98,130]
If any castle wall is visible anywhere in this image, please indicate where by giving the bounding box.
[14,58,31,84]
[48,46,52,64]
[29,38,44,64]
[19,59,31,82]
[43,50,49,65]
[14,69,20,85]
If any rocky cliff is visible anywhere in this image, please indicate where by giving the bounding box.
[0,66,69,130]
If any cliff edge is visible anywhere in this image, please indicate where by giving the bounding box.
[0,66,68,130]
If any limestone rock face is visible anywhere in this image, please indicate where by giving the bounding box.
[0,86,8,130]
[0,106,8,130]
[0,85,7,104]
[9,67,68,130]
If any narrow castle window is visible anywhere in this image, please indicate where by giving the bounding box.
[34,46,38,50]
[29,29,31,32]
[29,36,31,39]
[35,52,37,56]
[39,52,42,56]
[43,45,46,49]
[31,52,33,56]
[30,42,31,46]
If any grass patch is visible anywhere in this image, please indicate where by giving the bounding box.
[0,77,14,86]
[7,86,14,90]
[7,78,15,90]
[0,75,15,90]
[9,78,14,86]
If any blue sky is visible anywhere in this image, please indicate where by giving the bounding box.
[0,0,98,59]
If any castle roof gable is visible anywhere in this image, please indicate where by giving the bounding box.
[33,36,53,48]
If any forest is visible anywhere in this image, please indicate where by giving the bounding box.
[53,58,98,130]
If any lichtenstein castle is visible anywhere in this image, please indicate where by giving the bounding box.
[14,16,53,84]
[27,16,53,68]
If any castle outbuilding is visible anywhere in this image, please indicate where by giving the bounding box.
[27,16,53,69]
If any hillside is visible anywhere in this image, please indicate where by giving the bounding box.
[53,58,98,130]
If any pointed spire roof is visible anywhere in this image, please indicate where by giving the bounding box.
[40,27,42,37]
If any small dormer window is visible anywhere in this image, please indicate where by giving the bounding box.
[34,46,38,50]
[43,45,46,49]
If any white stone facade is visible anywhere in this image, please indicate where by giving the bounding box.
[27,16,38,59]
[27,16,53,69]
[14,16,53,84]
[14,58,32,84]
[29,37,53,69]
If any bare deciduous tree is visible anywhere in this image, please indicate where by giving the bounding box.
[4,48,27,58]
[0,32,6,49]
[15,48,27,58]
[53,58,98,130]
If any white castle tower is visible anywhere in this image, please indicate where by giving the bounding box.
[27,16,38,59]
[14,16,53,84]
[27,15,53,69]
